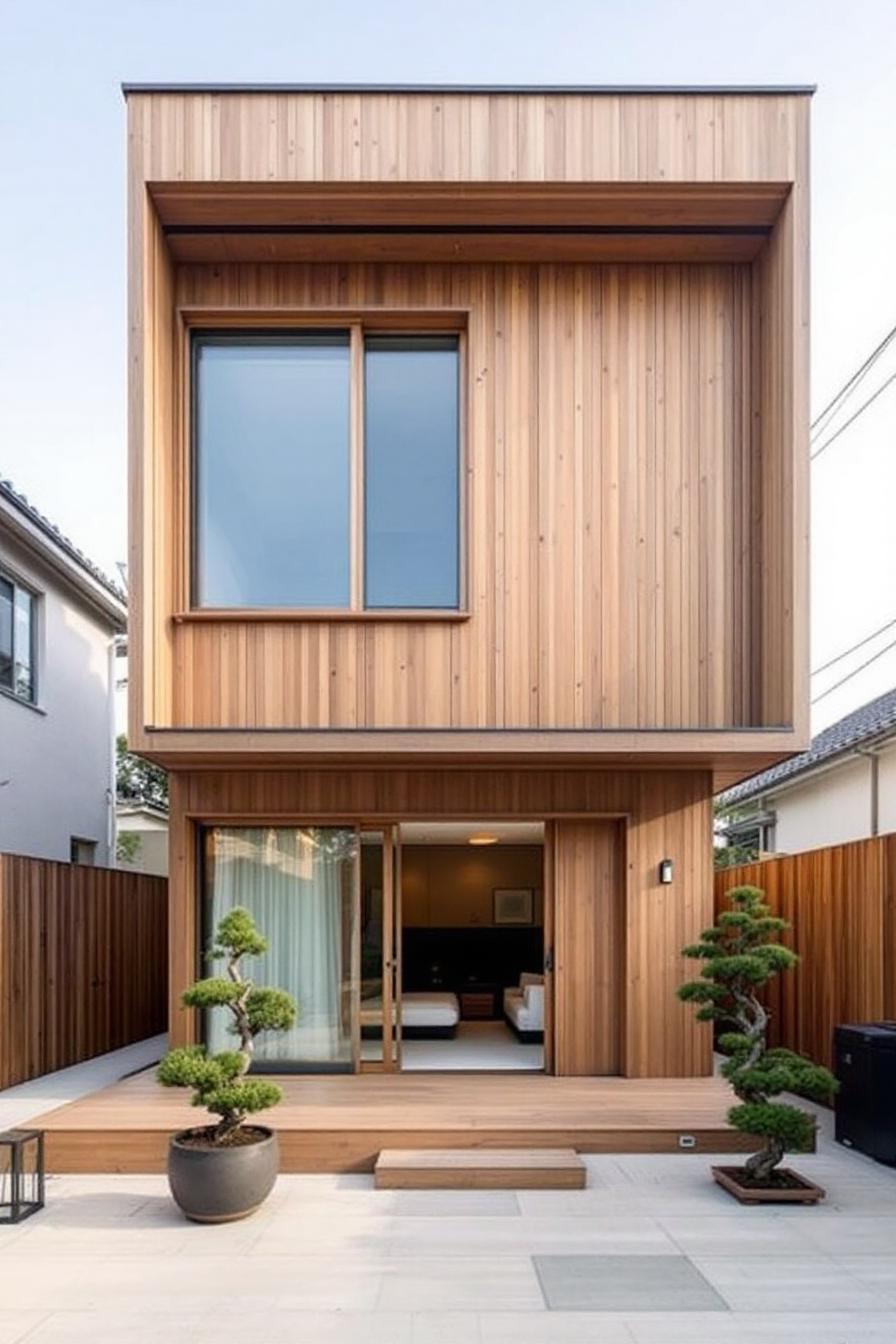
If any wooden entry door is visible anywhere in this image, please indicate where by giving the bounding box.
[550,820,624,1076]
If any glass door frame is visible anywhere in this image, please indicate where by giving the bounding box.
[199,821,363,1074]
[359,822,402,1073]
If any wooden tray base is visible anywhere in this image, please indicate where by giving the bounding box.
[712,1164,825,1205]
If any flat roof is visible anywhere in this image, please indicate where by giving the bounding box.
[121,82,816,97]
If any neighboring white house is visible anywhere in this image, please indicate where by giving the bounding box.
[0,478,127,865]
[718,686,896,855]
[115,801,169,876]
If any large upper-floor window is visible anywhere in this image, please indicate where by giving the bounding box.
[193,329,461,612]
[364,336,459,609]
[0,570,36,704]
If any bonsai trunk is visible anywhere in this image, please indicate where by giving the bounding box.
[211,949,256,1143]
[744,1136,785,1184]
[213,1110,245,1143]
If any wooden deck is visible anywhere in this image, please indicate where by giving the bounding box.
[31,1070,757,1173]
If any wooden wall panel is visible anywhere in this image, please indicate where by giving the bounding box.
[716,834,896,1070]
[127,91,810,755]
[625,771,714,1078]
[752,167,810,734]
[127,90,808,186]
[168,765,713,1077]
[0,855,168,1089]
[552,821,624,1075]
[159,260,759,734]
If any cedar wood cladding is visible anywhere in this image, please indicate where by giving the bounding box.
[127,88,809,770]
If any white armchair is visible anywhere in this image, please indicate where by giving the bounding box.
[503,972,545,1040]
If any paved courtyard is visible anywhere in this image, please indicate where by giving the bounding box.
[1,1106,896,1342]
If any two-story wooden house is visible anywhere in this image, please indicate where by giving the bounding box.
[125,83,810,1088]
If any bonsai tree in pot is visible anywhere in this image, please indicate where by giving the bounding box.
[158,906,297,1222]
[678,884,837,1204]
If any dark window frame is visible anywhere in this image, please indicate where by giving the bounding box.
[0,568,38,706]
[189,326,464,616]
[70,836,97,866]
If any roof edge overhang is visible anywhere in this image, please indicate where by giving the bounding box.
[0,492,127,631]
[722,727,896,806]
[128,725,806,792]
[121,82,817,98]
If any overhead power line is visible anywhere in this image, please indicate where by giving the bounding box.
[812,615,896,677]
[811,634,896,705]
[810,368,896,461]
[811,320,896,439]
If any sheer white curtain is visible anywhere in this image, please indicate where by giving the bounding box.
[205,827,357,1067]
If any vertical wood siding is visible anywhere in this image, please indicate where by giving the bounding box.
[127,91,809,754]
[163,260,760,732]
[0,855,168,1089]
[167,766,713,1078]
[715,834,896,1070]
[551,820,624,1075]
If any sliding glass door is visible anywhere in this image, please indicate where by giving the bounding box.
[359,826,402,1071]
[202,826,359,1071]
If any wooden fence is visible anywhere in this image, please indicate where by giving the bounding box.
[715,833,896,1070]
[0,853,168,1088]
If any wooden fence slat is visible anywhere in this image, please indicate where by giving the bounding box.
[0,853,167,1089]
[715,834,896,1069]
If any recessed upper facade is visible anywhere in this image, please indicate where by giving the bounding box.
[125,85,810,781]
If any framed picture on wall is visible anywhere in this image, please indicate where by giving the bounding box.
[493,887,534,925]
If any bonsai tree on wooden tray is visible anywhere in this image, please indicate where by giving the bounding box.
[678,884,837,1204]
[157,906,298,1222]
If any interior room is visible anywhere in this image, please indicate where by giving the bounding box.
[361,821,546,1071]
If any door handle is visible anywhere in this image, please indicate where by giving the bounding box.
[544,948,554,973]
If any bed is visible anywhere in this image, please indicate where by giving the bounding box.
[360,990,460,1039]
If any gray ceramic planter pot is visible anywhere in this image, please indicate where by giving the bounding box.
[168,1127,279,1223]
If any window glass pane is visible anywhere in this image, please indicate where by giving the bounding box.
[204,826,358,1072]
[13,587,33,701]
[0,578,12,690]
[364,336,459,608]
[195,335,351,608]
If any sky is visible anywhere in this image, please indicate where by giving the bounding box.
[2,0,895,733]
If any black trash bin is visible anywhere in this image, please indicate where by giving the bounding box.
[834,1022,896,1164]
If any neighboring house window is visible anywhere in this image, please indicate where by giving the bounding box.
[70,837,97,866]
[0,571,36,704]
[714,804,776,869]
[192,329,461,612]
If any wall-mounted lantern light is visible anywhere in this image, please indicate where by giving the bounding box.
[658,858,674,885]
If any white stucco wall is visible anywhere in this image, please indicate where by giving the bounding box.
[116,812,169,877]
[0,532,118,865]
[772,755,874,854]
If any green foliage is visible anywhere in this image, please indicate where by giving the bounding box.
[713,801,762,869]
[158,1047,281,1125]
[715,843,759,870]
[157,908,298,1143]
[182,978,245,1010]
[116,734,169,810]
[211,906,268,959]
[246,987,297,1035]
[729,1102,815,1152]
[116,830,142,864]
[678,885,838,1182]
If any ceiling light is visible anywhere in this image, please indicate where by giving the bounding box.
[468,833,499,846]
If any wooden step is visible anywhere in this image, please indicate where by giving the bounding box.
[374,1147,587,1190]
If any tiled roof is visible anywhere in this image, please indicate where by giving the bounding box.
[720,686,896,805]
[0,477,126,606]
